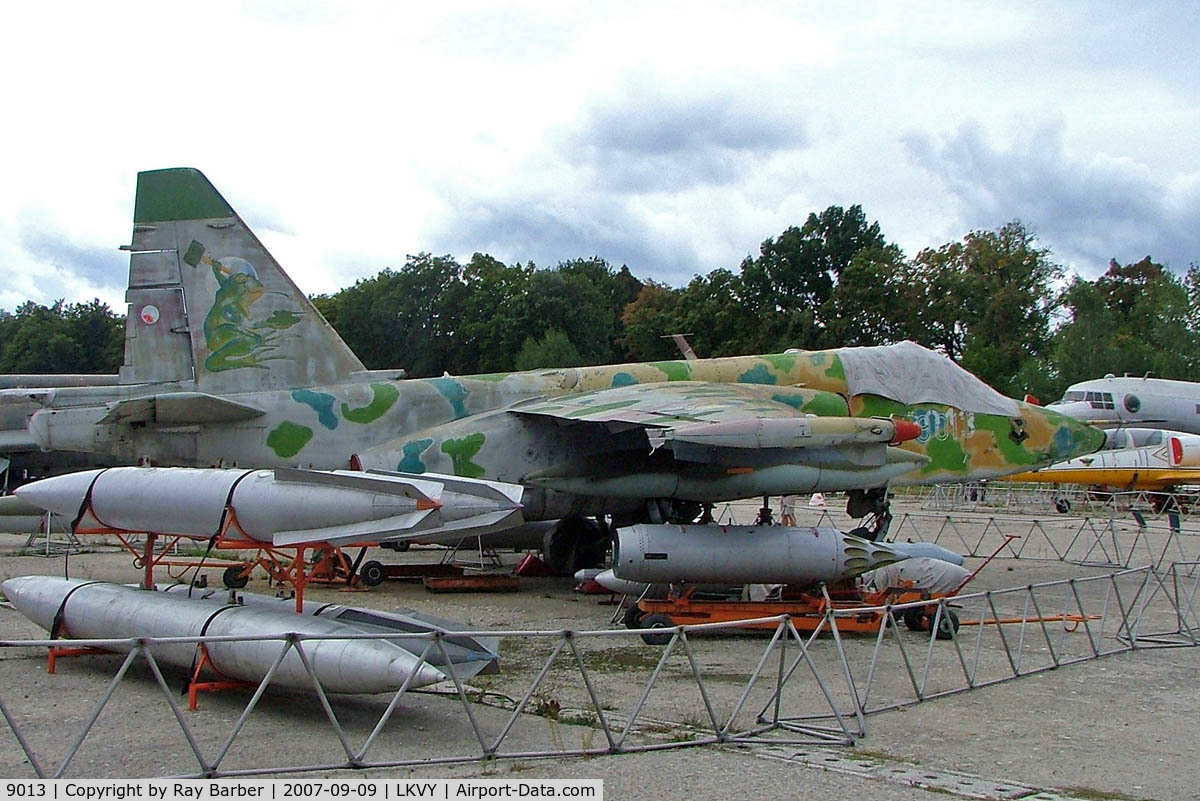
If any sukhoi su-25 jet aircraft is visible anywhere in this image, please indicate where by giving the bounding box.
[1,168,1104,572]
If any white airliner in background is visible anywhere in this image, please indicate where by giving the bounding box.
[1048,375,1200,435]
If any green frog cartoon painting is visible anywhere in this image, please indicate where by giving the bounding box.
[183,239,302,372]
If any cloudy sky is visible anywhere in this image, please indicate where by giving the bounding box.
[3,1,1197,313]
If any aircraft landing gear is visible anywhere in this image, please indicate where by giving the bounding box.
[846,487,892,541]
[754,496,774,526]
[543,516,611,575]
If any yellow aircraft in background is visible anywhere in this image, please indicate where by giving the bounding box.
[1010,428,1200,495]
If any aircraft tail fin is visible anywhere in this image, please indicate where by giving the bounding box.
[119,168,365,392]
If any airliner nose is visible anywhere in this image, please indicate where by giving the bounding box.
[1046,400,1094,420]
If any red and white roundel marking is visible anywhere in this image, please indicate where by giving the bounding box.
[140,305,160,325]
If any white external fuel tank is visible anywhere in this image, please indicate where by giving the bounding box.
[613,523,911,585]
[13,466,524,547]
[2,576,446,694]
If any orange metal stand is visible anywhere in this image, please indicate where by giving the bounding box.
[186,643,254,711]
[72,499,380,611]
[636,584,933,635]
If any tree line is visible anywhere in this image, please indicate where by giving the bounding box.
[3,207,1198,403]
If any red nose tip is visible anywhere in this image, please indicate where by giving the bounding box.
[891,419,922,444]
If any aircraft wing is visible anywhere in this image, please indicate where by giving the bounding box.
[509,381,923,470]
[0,430,37,451]
[99,392,266,425]
[513,382,910,447]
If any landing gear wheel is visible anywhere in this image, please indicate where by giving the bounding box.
[933,609,960,640]
[360,560,386,587]
[222,566,249,589]
[1054,497,1071,514]
[639,613,677,645]
[623,605,644,630]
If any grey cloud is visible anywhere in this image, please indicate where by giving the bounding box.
[422,77,813,285]
[560,77,809,193]
[428,193,702,283]
[904,122,1200,274]
[17,215,127,292]
[230,198,298,237]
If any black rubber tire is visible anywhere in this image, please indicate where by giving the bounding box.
[360,560,386,587]
[639,613,677,645]
[1054,497,1071,514]
[933,609,960,640]
[380,541,411,552]
[222,565,249,589]
[903,608,928,631]
[623,605,644,630]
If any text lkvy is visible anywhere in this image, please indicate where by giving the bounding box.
[4,780,603,800]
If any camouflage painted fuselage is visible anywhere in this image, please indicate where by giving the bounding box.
[26,348,1101,486]
[336,351,1102,514]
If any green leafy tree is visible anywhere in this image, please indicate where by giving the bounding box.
[313,254,466,377]
[451,254,534,373]
[620,282,686,361]
[0,299,124,374]
[67,299,126,372]
[821,244,914,346]
[905,222,1061,396]
[673,269,763,356]
[739,205,890,350]
[514,328,582,370]
[1044,278,1122,394]
[515,269,611,365]
[552,258,642,364]
[1033,257,1200,401]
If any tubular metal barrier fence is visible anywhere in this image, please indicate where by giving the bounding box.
[782,505,1200,570]
[0,562,1197,779]
[917,482,1200,520]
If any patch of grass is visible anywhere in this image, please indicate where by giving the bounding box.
[1060,788,1151,801]
[852,748,920,766]
[690,670,755,684]
[578,645,677,672]
[497,640,684,674]
[557,710,598,727]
